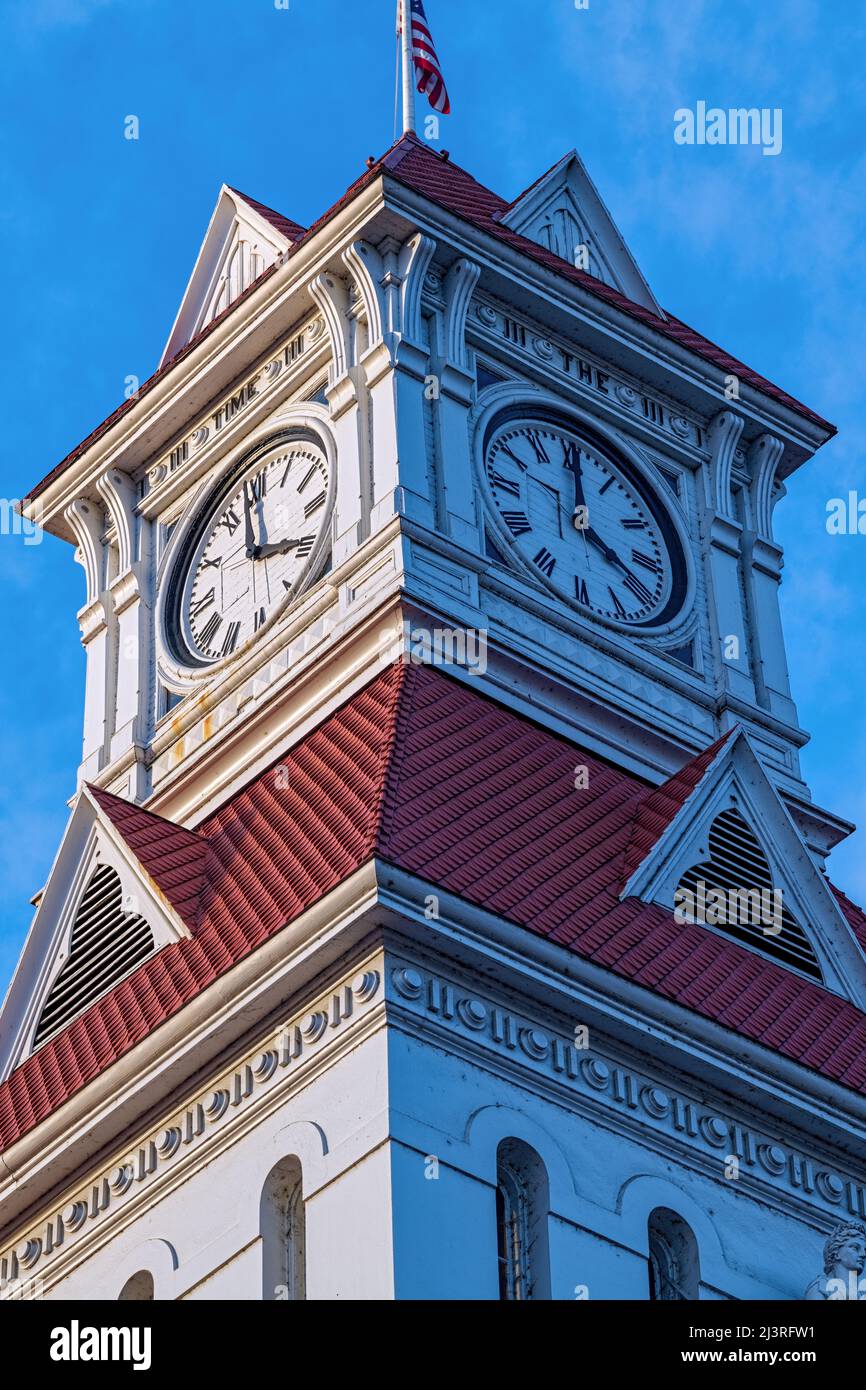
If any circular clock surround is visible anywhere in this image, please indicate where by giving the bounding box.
[162,428,333,673]
[479,405,690,632]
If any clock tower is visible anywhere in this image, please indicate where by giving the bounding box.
[2,135,865,1304]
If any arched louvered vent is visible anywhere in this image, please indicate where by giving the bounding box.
[33,865,155,1049]
[675,808,822,981]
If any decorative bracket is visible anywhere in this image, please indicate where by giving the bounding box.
[747,433,785,543]
[443,257,481,372]
[97,469,139,576]
[64,499,106,610]
[706,411,744,521]
[309,272,352,385]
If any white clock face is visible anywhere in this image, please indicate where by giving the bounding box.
[170,436,331,667]
[484,418,684,627]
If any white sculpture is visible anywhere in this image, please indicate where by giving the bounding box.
[804,1221,866,1300]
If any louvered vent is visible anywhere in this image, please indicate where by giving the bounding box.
[676,808,822,980]
[33,865,155,1049]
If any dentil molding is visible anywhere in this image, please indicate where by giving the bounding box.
[0,966,382,1290]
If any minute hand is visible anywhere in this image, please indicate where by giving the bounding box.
[253,537,303,560]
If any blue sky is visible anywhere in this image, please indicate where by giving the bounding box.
[1,0,864,995]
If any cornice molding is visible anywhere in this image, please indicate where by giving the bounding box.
[386,955,866,1231]
[0,961,383,1292]
[380,177,831,460]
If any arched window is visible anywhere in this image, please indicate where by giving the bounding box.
[647,1208,700,1300]
[495,1139,551,1300]
[261,1156,306,1301]
[118,1270,154,1301]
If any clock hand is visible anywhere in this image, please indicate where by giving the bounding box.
[562,442,590,530]
[243,482,257,559]
[583,527,623,567]
[253,537,303,560]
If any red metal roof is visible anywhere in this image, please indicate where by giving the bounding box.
[25,136,833,504]
[228,188,307,245]
[619,728,735,888]
[88,785,210,933]
[1,663,865,1152]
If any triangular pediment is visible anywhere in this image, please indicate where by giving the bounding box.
[499,151,663,316]
[160,185,306,366]
[0,787,201,1081]
[620,730,866,1001]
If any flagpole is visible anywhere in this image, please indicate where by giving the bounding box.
[400,0,416,135]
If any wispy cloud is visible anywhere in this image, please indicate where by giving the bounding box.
[13,0,115,28]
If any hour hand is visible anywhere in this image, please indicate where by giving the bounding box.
[253,537,302,560]
[243,482,257,559]
[584,527,622,567]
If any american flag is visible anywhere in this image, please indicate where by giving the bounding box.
[398,0,451,116]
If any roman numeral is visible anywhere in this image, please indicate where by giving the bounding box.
[219,508,241,536]
[598,476,615,496]
[498,443,527,471]
[200,556,222,569]
[561,441,580,472]
[296,535,316,558]
[501,510,532,537]
[632,549,662,574]
[199,612,222,647]
[622,571,654,607]
[303,490,326,519]
[526,431,550,465]
[190,588,215,619]
[254,607,267,631]
[282,579,293,592]
[575,576,590,606]
[296,464,319,493]
[533,547,556,577]
[248,470,267,502]
[221,622,241,656]
[621,517,647,530]
[488,467,521,498]
[608,587,628,619]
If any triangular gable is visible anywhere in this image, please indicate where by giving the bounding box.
[620,730,736,887]
[498,150,664,316]
[0,787,202,1081]
[620,729,866,1000]
[160,186,307,366]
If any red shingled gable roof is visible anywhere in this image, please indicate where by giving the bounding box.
[228,188,307,245]
[2,662,865,1153]
[26,136,832,505]
[619,728,736,888]
[87,785,210,933]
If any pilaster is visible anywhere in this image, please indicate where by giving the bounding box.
[65,498,111,783]
[98,469,153,792]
